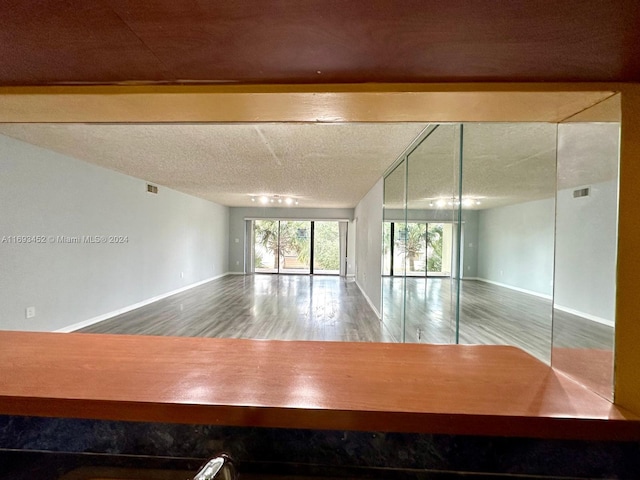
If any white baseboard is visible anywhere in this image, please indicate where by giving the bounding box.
[474,278,613,327]
[554,304,614,327]
[56,272,231,333]
[346,273,355,278]
[355,279,381,319]
[475,277,552,300]
[227,271,245,275]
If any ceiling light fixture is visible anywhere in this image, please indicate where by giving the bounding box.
[251,195,299,206]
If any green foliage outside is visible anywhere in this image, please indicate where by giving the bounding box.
[313,222,340,271]
[426,224,443,272]
[254,220,339,271]
[388,222,444,273]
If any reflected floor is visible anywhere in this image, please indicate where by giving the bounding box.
[79,275,394,342]
[383,277,613,362]
[79,275,613,364]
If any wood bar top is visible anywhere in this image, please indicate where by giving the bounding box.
[0,331,638,440]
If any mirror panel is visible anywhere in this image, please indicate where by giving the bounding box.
[383,119,619,398]
[458,123,557,363]
[404,125,461,344]
[382,160,407,342]
[552,122,619,400]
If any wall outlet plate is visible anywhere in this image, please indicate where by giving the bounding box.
[25,306,35,319]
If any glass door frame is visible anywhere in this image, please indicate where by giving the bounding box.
[251,219,343,276]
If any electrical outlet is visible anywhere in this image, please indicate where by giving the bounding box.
[180,272,184,278]
[25,306,35,319]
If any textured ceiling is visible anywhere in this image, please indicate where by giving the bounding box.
[0,1,639,85]
[0,122,619,211]
[385,123,620,210]
[0,123,427,208]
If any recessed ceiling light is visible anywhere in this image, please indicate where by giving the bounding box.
[436,199,446,208]
[260,196,269,204]
[285,197,293,205]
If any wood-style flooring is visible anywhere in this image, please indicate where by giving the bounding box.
[79,275,392,342]
[383,277,613,362]
[79,275,613,365]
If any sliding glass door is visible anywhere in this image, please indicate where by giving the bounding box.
[313,221,340,275]
[253,220,340,275]
[254,220,279,273]
[382,222,452,278]
[279,221,311,274]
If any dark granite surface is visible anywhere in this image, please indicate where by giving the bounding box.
[1,416,639,479]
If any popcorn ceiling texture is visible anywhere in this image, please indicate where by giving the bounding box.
[0,123,425,208]
[0,122,618,210]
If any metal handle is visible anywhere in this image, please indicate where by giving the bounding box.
[192,454,237,480]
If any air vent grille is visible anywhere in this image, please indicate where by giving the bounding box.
[573,187,590,198]
[147,184,158,194]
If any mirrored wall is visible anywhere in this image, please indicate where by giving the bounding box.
[382,121,619,400]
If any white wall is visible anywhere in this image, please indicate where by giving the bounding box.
[554,180,618,324]
[354,178,383,316]
[0,134,229,332]
[477,198,555,297]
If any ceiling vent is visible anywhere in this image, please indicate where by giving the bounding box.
[573,187,590,198]
[147,184,158,194]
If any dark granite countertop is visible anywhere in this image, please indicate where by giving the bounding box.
[0,449,593,480]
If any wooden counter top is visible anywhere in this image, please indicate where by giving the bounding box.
[0,331,638,440]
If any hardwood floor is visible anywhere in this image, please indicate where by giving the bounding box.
[79,275,613,366]
[383,277,613,363]
[79,275,392,342]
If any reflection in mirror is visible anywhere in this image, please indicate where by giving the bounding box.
[382,160,407,342]
[403,125,461,344]
[552,122,619,400]
[459,123,557,363]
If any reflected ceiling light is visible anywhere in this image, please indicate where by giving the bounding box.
[433,197,482,208]
[285,197,293,205]
[260,196,269,204]
[251,197,256,202]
